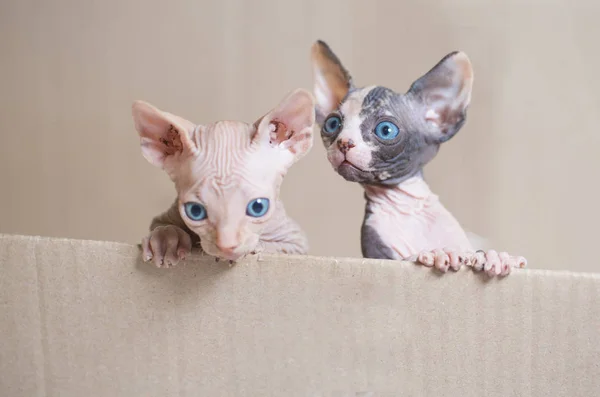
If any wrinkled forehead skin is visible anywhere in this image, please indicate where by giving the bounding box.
[174,121,283,218]
[321,85,440,186]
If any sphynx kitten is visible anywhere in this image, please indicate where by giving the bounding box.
[310,40,527,276]
[131,89,315,267]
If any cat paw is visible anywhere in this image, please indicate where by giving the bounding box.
[248,242,265,261]
[213,257,236,266]
[413,248,471,273]
[469,250,527,277]
[141,225,192,268]
[249,242,265,255]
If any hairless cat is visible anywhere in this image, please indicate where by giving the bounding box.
[132,89,315,267]
[310,40,527,276]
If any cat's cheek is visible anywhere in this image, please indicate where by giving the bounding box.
[234,227,260,255]
[326,147,344,168]
[199,239,219,257]
[245,221,266,237]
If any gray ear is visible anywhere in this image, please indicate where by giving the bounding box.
[310,40,354,125]
[407,51,474,143]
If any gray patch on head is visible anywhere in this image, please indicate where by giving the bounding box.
[360,86,397,118]
[352,86,441,186]
[321,80,467,187]
[360,200,396,259]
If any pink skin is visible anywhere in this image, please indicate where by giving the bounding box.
[362,177,527,276]
[132,89,315,267]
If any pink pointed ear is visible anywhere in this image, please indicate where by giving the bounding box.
[408,51,474,143]
[131,100,198,168]
[253,89,316,168]
[310,40,354,125]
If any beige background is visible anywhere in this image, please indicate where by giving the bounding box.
[1,0,598,271]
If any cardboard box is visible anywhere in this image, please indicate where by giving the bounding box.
[1,233,599,396]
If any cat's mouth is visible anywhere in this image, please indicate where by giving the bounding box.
[337,160,372,182]
[339,160,364,171]
[201,239,245,261]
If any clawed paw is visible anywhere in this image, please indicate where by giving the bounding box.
[411,247,527,276]
[247,243,265,259]
[141,225,192,268]
[414,248,470,273]
[212,257,236,267]
[469,250,527,277]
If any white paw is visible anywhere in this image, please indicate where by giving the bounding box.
[470,250,527,277]
[246,242,264,261]
[414,248,471,273]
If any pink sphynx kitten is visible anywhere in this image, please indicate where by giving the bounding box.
[311,40,527,276]
[131,89,315,267]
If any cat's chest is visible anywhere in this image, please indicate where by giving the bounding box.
[363,197,468,258]
[366,199,437,238]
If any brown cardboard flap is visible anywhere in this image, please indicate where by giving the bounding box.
[1,233,599,396]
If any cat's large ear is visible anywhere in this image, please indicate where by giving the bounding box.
[310,40,354,125]
[131,101,199,169]
[407,51,474,143]
[252,89,315,170]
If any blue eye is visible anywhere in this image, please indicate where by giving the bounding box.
[246,198,270,217]
[374,121,400,140]
[184,202,207,221]
[323,115,342,134]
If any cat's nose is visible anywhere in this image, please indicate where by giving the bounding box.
[217,244,239,255]
[216,232,240,255]
[337,138,355,154]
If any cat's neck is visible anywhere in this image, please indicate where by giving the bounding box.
[362,175,438,211]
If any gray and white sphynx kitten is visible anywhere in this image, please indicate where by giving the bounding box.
[311,40,527,276]
[131,89,315,267]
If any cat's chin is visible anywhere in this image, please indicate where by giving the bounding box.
[201,242,245,262]
[337,161,372,183]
